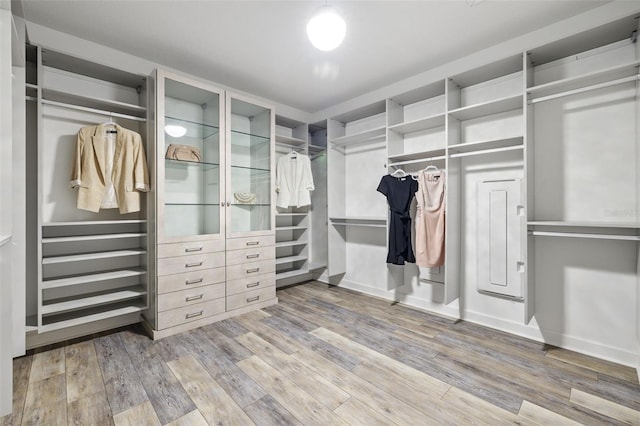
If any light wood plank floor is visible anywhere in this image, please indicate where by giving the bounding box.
[2,281,639,425]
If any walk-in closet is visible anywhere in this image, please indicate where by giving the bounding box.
[1,1,639,424]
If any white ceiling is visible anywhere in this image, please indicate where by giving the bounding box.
[18,0,611,113]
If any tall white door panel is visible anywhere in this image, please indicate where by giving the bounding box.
[477,179,524,298]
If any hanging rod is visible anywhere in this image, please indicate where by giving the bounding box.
[26,96,146,122]
[449,144,523,158]
[529,75,638,104]
[528,231,640,241]
[389,155,446,167]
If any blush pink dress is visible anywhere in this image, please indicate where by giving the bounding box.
[415,170,446,267]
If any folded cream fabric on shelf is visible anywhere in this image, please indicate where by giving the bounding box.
[234,192,257,204]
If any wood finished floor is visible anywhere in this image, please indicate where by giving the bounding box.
[2,281,639,426]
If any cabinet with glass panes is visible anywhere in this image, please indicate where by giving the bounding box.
[224,93,276,315]
[146,71,276,339]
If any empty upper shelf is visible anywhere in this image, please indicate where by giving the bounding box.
[388,113,446,135]
[330,126,386,147]
[448,94,522,121]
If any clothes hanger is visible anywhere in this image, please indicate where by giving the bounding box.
[390,168,407,178]
[103,113,117,133]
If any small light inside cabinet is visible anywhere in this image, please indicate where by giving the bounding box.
[165,125,187,138]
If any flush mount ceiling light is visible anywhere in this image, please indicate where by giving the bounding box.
[306,4,346,51]
[164,124,187,138]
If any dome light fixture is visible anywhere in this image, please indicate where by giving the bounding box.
[306,4,346,52]
[164,124,187,138]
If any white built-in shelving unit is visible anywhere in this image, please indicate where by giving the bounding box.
[327,101,388,280]
[323,12,639,369]
[274,115,312,287]
[25,45,149,348]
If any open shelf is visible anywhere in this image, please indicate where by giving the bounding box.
[42,286,147,315]
[42,268,147,290]
[387,113,446,135]
[276,268,311,280]
[308,144,326,152]
[448,94,522,121]
[275,134,306,146]
[330,217,387,228]
[43,220,146,227]
[42,249,146,265]
[276,240,308,248]
[276,226,306,231]
[42,233,146,244]
[40,303,146,333]
[42,87,146,117]
[275,255,308,265]
[388,148,446,166]
[330,126,386,147]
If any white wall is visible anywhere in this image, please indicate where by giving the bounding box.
[0,4,14,417]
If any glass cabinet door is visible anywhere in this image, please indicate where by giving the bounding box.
[157,71,224,242]
[226,94,274,236]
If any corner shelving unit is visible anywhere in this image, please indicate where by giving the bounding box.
[274,115,313,287]
[308,121,328,272]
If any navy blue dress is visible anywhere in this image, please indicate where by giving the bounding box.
[377,175,418,265]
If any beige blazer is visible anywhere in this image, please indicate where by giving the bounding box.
[70,124,150,213]
[275,152,314,208]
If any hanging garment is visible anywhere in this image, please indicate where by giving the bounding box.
[415,169,446,267]
[70,123,150,213]
[377,174,418,265]
[275,152,315,208]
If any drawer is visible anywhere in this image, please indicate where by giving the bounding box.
[157,267,225,294]
[158,240,225,258]
[227,285,275,311]
[157,298,225,330]
[226,235,275,251]
[158,283,225,312]
[158,252,225,276]
[226,272,275,296]
[226,259,275,281]
[226,246,275,266]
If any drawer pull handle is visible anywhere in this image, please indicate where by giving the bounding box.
[186,310,204,319]
[246,268,260,274]
[186,278,203,285]
[246,241,260,246]
[186,294,204,302]
[186,262,203,268]
[246,254,260,259]
[247,282,260,288]
[247,296,260,303]
[185,247,203,252]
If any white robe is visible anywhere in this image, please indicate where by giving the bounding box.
[275,153,314,208]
